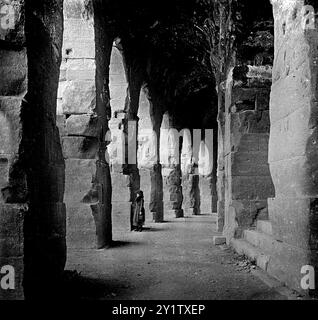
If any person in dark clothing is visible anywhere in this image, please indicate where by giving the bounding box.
[131,190,145,232]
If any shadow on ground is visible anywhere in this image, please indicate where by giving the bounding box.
[60,271,122,300]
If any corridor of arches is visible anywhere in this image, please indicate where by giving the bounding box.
[0,0,318,300]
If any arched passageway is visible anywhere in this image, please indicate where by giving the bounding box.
[1,0,318,300]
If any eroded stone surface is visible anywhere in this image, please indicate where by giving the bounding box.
[223,66,274,240]
[266,0,318,291]
[57,0,113,251]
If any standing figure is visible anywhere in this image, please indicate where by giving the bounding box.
[131,190,145,232]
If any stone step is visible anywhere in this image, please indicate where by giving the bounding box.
[256,220,272,235]
[230,237,307,293]
[230,238,271,271]
[243,229,307,269]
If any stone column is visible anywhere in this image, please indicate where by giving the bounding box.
[58,0,101,249]
[149,97,164,222]
[57,0,113,249]
[92,0,114,248]
[108,44,131,231]
[216,115,226,232]
[160,113,184,218]
[211,127,218,213]
[184,174,200,216]
[108,111,131,231]
[126,115,141,229]
[122,52,144,228]
[163,166,184,218]
[268,0,318,291]
[182,130,201,216]
[137,88,158,221]
[150,163,164,222]
[23,0,66,298]
[198,130,214,215]
[0,0,26,300]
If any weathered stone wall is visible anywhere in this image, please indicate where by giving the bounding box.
[267,0,318,291]
[223,66,274,240]
[1,0,67,299]
[22,0,67,298]
[0,0,26,299]
[58,0,113,249]
[57,0,98,248]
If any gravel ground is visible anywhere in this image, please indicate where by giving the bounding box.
[64,214,293,300]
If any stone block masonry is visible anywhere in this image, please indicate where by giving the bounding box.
[0,0,68,299]
[225,0,318,294]
[0,0,27,300]
[266,0,318,291]
[57,0,106,250]
[223,65,274,240]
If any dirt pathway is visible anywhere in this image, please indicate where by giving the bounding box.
[65,215,291,300]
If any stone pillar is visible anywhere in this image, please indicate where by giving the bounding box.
[184,174,200,216]
[0,0,26,299]
[59,3,98,248]
[126,117,140,198]
[58,0,102,249]
[211,127,218,213]
[216,81,226,232]
[182,129,201,216]
[137,88,158,221]
[223,65,274,240]
[57,0,113,249]
[108,112,131,231]
[126,116,141,229]
[150,164,164,222]
[149,97,164,222]
[163,166,184,218]
[181,130,190,215]
[22,0,66,298]
[122,52,143,228]
[92,0,114,248]
[268,0,318,291]
[198,131,214,214]
[161,113,184,218]
[108,44,131,231]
